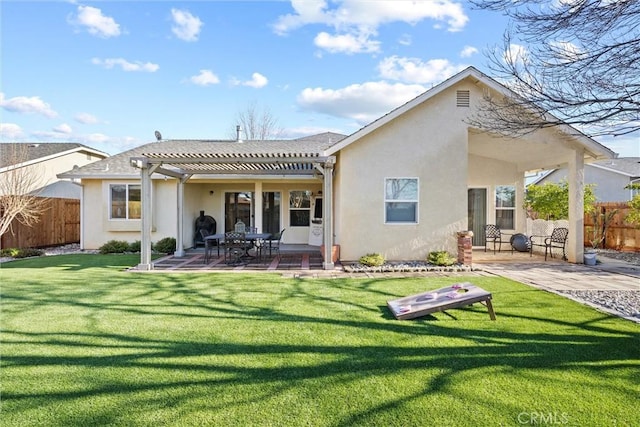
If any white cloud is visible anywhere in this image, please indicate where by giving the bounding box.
[378,56,467,84]
[297,81,426,124]
[504,43,529,65]
[74,112,99,124]
[190,70,220,86]
[71,5,121,38]
[0,93,58,118]
[171,9,203,42]
[0,123,24,139]
[249,73,269,88]
[53,123,73,134]
[314,31,380,54]
[274,0,468,54]
[460,45,478,58]
[91,58,159,72]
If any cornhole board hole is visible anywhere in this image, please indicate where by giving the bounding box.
[387,282,496,320]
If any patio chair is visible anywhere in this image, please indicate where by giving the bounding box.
[544,227,568,261]
[267,229,285,256]
[224,231,250,265]
[484,224,513,254]
[200,229,214,263]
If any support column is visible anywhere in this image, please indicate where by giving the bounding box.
[254,182,263,232]
[568,150,585,263]
[322,158,335,270]
[138,164,153,270]
[175,178,185,257]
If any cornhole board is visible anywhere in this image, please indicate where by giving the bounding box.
[387,282,496,320]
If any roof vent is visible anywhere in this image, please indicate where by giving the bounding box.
[236,125,244,143]
[456,90,470,107]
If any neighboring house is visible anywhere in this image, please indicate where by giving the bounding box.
[58,67,615,269]
[531,158,640,202]
[0,143,109,199]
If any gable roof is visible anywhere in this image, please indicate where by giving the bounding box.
[58,133,346,179]
[324,66,615,162]
[0,142,109,171]
[589,157,640,178]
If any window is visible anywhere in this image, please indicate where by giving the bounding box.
[385,178,418,223]
[110,184,141,219]
[289,190,311,227]
[495,185,515,229]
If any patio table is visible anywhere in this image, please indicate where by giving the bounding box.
[204,232,271,257]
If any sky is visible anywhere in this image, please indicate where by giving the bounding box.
[1,0,638,158]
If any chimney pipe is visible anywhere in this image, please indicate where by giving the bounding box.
[236,125,243,143]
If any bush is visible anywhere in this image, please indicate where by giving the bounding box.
[427,251,456,266]
[99,240,130,254]
[153,237,176,254]
[359,253,385,267]
[1,248,44,259]
[128,240,141,253]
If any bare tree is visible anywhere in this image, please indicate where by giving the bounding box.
[469,0,639,138]
[229,101,285,140]
[0,144,50,238]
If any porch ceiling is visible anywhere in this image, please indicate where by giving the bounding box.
[468,130,604,172]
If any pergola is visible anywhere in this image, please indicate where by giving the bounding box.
[130,146,336,270]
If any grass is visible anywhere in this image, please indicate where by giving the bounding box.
[1,254,639,426]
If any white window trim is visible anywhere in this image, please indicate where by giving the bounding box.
[384,177,419,224]
[109,183,142,221]
[289,190,312,227]
[495,184,516,230]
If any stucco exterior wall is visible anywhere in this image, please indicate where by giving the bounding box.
[334,84,472,261]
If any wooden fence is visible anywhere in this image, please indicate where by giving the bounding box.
[584,202,639,252]
[1,198,80,249]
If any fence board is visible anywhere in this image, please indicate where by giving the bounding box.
[1,198,80,249]
[584,202,639,252]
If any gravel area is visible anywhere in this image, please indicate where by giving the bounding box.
[594,248,640,265]
[559,290,640,320]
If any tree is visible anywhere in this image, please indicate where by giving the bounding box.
[229,101,284,140]
[0,144,50,238]
[469,0,639,138]
[625,183,640,227]
[524,180,595,220]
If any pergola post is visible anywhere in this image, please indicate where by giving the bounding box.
[568,149,585,263]
[254,182,263,232]
[322,158,335,270]
[175,178,185,257]
[138,162,154,270]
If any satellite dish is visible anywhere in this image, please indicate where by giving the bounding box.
[155,130,162,141]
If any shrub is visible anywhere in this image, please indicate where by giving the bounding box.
[128,240,141,253]
[359,253,385,266]
[99,240,130,254]
[2,248,45,259]
[153,237,176,254]
[427,251,456,266]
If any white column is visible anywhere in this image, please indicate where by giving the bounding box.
[138,165,153,270]
[568,149,585,263]
[254,181,263,232]
[323,159,335,270]
[175,178,185,257]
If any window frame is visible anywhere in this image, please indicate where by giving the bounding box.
[109,183,141,220]
[384,177,419,224]
[288,190,312,227]
[494,185,516,230]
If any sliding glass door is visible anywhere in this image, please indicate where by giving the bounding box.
[224,191,281,233]
[468,188,487,247]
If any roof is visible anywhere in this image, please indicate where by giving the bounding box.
[0,142,109,170]
[530,157,640,185]
[325,66,615,162]
[58,133,346,179]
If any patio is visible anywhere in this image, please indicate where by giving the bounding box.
[151,245,557,273]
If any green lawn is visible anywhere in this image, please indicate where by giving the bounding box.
[1,255,638,426]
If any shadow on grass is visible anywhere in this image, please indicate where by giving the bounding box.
[2,260,639,426]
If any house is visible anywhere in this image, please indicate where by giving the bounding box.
[58,67,615,269]
[0,142,109,199]
[531,158,640,202]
